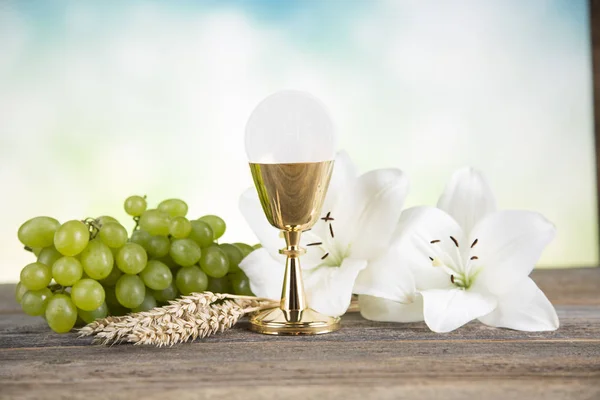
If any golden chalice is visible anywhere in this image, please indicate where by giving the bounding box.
[244,90,340,335]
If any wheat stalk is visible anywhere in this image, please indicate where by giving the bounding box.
[78,292,278,346]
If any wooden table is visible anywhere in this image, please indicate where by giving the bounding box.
[1,268,599,400]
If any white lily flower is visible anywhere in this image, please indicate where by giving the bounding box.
[238,151,409,317]
[360,167,559,333]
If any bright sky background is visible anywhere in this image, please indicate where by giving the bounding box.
[0,0,596,282]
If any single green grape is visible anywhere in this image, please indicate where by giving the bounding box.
[124,195,147,217]
[98,264,123,286]
[52,256,83,286]
[96,216,119,226]
[207,276,233,294]
[131,292,157,312]
[80,239,114,280]
[199,246,229,278]
[219,244,243,273]
[169,216,192,239]
[71,279,105,311]
[139,260,172,290]
[116,243,148,274]
[175,266,208,295]
[78,302,108,324]
[18,216,60,248]
[233,243,254,258]
[188,220,214,248]
[198,215,226,240]
[158,199,188,218]
[139,209,170,236]
[20,262,52,291]
[54,220,90,256]
[129,229,151,248]
[99,222,128,248]
[37,246,62,268]
[45,294,78,333]
[146,235,170,258]
[115,275,146,308]
[170,239,201,267]
[21,288,53,316]
[153,280,179,302]
[15,282,28,304]
[230,272,255,296]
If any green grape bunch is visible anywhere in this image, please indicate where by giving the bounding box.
[15,196,258,334]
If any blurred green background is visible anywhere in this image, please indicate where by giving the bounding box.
[0,0,596,282]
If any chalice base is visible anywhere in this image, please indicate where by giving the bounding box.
[249,307,341,335]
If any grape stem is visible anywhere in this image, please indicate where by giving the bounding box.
[132,216,140,231]
[132,194,147,231]
[84,218,102,240]
[48,283,66,294]
[23,246,33,253]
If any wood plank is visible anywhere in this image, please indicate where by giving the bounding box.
[0,306,598,349]
[532,267,600,305]
[1,268,599,399]
[1,381,599,400]
[0,268,598,349]
[1,341,599,400]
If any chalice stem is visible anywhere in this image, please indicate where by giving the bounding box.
[281,230,307,320]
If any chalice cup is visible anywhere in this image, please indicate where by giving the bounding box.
[245,90,341,335]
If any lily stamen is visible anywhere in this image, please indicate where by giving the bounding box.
[428,237,479,289]
[306,242,322,247]
[329,223,335,238]
[321,211,334,222]
[431,257,444,267]
[449,236,459,247]
[429,241,460,272]
[471,238,478,248]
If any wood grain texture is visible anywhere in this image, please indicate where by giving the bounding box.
[1,268,599,400]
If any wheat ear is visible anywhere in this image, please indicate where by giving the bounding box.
[78,292,277,346]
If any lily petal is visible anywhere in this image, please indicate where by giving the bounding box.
[393,206,465,291]
[470,210,556,296]
[478,277,559,331]
[304,258,367,317]
[326,168,409,261]
[239,187,283,258]
[308,150,358,258]
[359,294,424,323]
[437,167,496,236]
[321,150,358,215]
[239,248,283,300]
[421,288,497,333]
[299,230,330,269]
[353,245,416,303]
